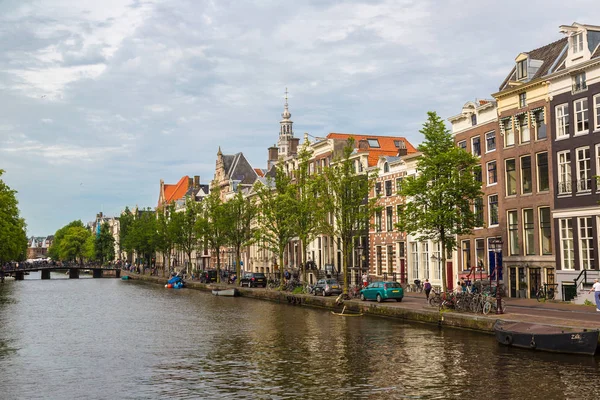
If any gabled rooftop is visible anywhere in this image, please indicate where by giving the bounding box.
[327,132,417,166]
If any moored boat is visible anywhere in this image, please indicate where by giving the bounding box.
[494,320,599,356]
[212,288,239,297]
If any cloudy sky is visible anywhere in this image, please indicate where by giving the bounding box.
[1,0,599,236]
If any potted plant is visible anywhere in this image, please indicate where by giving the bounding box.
[518,281,527,298]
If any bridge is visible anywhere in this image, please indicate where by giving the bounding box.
[1,264,121,281]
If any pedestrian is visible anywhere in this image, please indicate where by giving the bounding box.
[423,279,432,301]
[588,278,600,312]
[362,273,369,288]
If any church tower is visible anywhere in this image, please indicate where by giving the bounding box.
[277,88,294,156]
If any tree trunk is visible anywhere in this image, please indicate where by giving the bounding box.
[440,231,448,293]
[343,240,350,294]
[235,245,241,282]
[279,252,285,289]
[216,250,221,283]
[301,238,307,283]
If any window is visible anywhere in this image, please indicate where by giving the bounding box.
[523,209,535,256]
[578,217,594,270]
[487,161,497,185]
[534,109,546,139]
[539,207,552,255]
[383,162,389,173]
[536,152,549,192]
[386,206,393,231]
[573,72,587,93]
[458,140,467,150]
[559,219,574,270]
[461,240,471,271]
[396,177,403,193]
[594,94,600,131]
[475,239,485,269]
[504,118,514,147]
[398,242,405,258]
[421,242,429,278]
[576,146,591,192]
[433,242,441,280]
[488,195,498,226]
[367,139,380,148]
[521,156,532,194]
[376,246,382,275]
[574,98,589,134]
[375,182,381,196]
[471,114,477,126]
[387,245,394,274]
[474,166,482,183]
[557,151,572,194]
[505,159,517,196]
[485,131,496,152]
[375,210,382,232]
[555,104,569,139]
[411,242,419,279]
[394,140,404,148]
[474,198,483,227]
[518,114,530,143]
[517,60,527,80]
[385,180,392,196]
[397,204,401,223]
[471,136,481,157]
[519,92,527,108]
[508,210,519,256]
[571,32,583,53]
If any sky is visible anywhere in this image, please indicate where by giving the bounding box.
[1,0,599,236]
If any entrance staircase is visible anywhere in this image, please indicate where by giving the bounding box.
[570,269,599,305]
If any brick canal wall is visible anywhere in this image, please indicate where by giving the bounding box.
[122,271,497,334]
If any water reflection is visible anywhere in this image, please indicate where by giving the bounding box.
[0,278,598,399]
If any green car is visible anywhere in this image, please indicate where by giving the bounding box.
[360,281,404,302]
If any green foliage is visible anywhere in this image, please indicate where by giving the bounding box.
[583,299,595,307]
[223,190,257,279]
[396,111,482,292]
[59,225,92,263]
[84,234,95,261]
[128,208,158,266]
[322,138,378,293]
[197,190,229,282]
[172,197,202,272]
[292,286,304,294]
[48,220,85,261]
[156,202,177,275]
[254,164,299,285]
[0,170,28,263]
[119,207,135,257]
[94,223,115,264]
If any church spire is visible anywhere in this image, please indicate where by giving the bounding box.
[278,87,294,156]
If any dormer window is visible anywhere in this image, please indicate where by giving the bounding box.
[367,138,380,148]
[471,114,477,126]
[516,60,527,80]
[571,32,584,53]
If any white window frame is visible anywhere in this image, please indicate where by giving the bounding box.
[507,210,519,256]
[475,238,485,269]
[557,150,572,195]
[471,136,481,157]
[411,242,419,279]
[505,158,517,196]
[574,98,589,135]
[516,60,527,80]
[461,240,470,271]
[536,152,549,192]
[488,194,499,226]
[575,146,591,193]
[578,217,594,270]
[458,140,467,151]
[519,92,527,108]
[520,155,532,194]
[559,218,574,270]
[539,207,552,256]
[421,242,429,279]
[594,94,600,132]
[523,208,535,256]
[518,114,530,143]
[571,32,583,53]
[555,103,569,139]
[486,160,497,186]
[504,119,515,147]
[485,131,496,152]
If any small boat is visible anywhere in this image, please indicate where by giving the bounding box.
[212,288,239,297]
[494,320,599,356]
[331,306,363,317]
[165,275,185,289]
[121,275,131,280]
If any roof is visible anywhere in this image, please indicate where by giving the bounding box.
[498,38,568,91]
[254,168,266,177]
[592,44,600,59]
[221,152,258,185]
[326,133,418,166]
[163,176,189,204]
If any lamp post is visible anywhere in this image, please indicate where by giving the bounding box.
[490,239,504,314]
[357,244,363,286]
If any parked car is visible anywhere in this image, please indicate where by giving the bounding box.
[360,281,403,302]
[240,272,267,288]
[314,279,342,297]
[200,270,218,283]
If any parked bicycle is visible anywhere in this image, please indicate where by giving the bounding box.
[536,284,556,302]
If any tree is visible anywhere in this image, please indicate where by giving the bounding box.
[48,220,85,261]
[223,189,257,280]
[172,197,201,275]
[156,202,177,276]
[94,222,115,264]
[197,190,229,283]
[254,164,299,286]
[0,170,27,264]
[59,226,92,264]
[322,138,378,294]
[119,207,135,261]
[128,209,158,268]
[396,111,482,292]
[84,234,95,261]
[293,142,327,282]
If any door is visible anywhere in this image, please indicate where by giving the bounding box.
[529,268,541,298]
[509,267,517,298]
[446,262,453,291]
[400,259,406,284]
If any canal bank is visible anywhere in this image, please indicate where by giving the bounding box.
[122,271,600,339]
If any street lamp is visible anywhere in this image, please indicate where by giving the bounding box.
[357,244,364,285]
[490,239,504,314]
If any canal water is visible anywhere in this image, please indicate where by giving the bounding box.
[0,273,598,400]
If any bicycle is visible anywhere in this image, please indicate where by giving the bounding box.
[536,284,556,302]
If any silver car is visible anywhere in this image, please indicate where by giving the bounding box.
[314,279,342,296]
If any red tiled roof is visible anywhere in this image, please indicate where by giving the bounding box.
[163,176,189,204]
[254,168,265,177]
[327,133,418,166]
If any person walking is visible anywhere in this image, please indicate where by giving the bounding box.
[588,278,600,312]
[423,279,432,301]
[362,273,369,288]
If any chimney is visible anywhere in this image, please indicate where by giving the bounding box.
[194,175,200,188]
[268,145,279,170]
[289,138,300,155]
[397,140,407,157]
[358,139,369,150]
[188,177,193,187]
